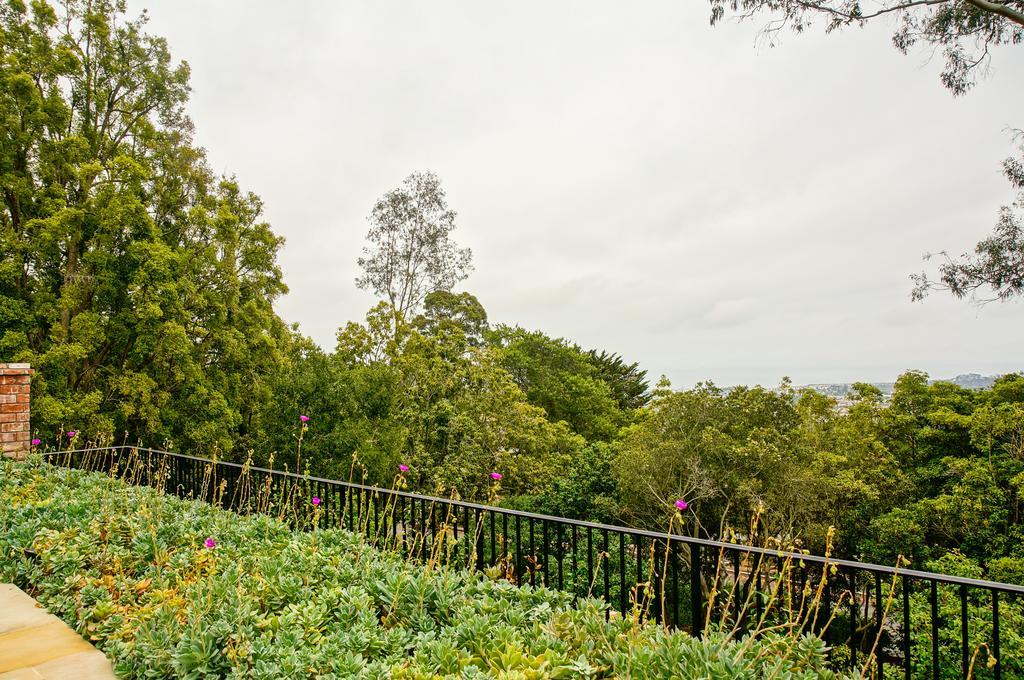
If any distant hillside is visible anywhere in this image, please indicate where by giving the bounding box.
[800,373,1004,398]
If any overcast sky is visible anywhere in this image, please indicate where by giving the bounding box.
[134,1,1023,388]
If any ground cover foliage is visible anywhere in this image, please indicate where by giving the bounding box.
[0,459,851,679]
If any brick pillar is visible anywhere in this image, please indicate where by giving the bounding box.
[1,363,33,460]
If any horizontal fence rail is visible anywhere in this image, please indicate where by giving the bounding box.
[42,446,1023,678]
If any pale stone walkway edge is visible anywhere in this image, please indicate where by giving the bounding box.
[0,584,117,679]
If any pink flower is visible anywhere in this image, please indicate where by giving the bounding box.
[398,464,409,472]
[490,472,502,481]
[204,537,216,549]
[31,439,41,446]
[299,415,310,423]
[675,499,688,511]
[66,431,76,438]
[312,496,321,506]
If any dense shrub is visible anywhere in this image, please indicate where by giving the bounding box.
[0,459,850,679]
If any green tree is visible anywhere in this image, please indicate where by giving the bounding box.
[613,381,806,538]
[859,373,1024,566]
[708,0,1023,96]
[585,349,651,411]
[355,171,472,319]
[412,290,488,347]
[490,326,627,442]
[525,442,621,523]
[282,303,584,500]
[708,1,1023,303]
[788,387,909,554]
[913,135,1024,302]
[0,0,288,450]
[904,552,1024,678]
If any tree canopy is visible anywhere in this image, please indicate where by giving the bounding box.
[913,134,1024,302]
[708,0,1024,302]
[608,371,1024,585]
[708,0,1023,96]
[355,171,472,319]
[0,0,290,450]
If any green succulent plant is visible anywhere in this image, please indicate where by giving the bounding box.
[0,458,853,679]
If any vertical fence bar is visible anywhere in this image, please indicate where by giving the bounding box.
[992,590,1000,680]
[542,519,549,586]
[930,579,939,680]
[690,543,702,636]
[435,502,444,565]
[741,554,756,634]
[556,523,564,590]
[653,539,663,623]
[411,495,417,558]
[358,485,364,534]
[903,577,912,680]
[960,583,969,676]
[619,533,626,617]
[671,541,680,627]
[320,480,328,526]
[399,495,407,556]
[875,572,884,678]
[489,510,496,566]
[571,526,578,598]
[337,482,345,530]
[342,486,349,530]
[850,570,859,668]
[586,528,594,599]
[733,552,741,626]
[475,508,484,571]
[339,483,348,532]
[757,562,765,633]
[529,519,536,587]
[391,493,399,550]
[636,534,644,621]
[515,516,522,584]
[431,500,439,563]
[602,528,610,613]
[363,488,370,538]
[420,497,427,562]
[335,483,343,529]
[373,492,380,543]
[462,505,470,566]
[444,503,452,561]
[502,513,509,564]
[406,494,414,557]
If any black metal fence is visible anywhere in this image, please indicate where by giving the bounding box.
[45,445,1023,678]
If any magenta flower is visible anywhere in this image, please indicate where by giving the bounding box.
[312,496,321,506]
[299,415,310,423]
[490,472,502,481]
[66,431,76,438]
[675,499,689,511]
[204,537,216,549]
[31,438,41,446]
[398,464,409,472]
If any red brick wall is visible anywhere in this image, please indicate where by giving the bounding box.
[0,363,33,460]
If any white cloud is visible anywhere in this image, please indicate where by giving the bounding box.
[134,0,1024,387]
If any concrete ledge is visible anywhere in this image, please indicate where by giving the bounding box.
[0,585,116,679]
